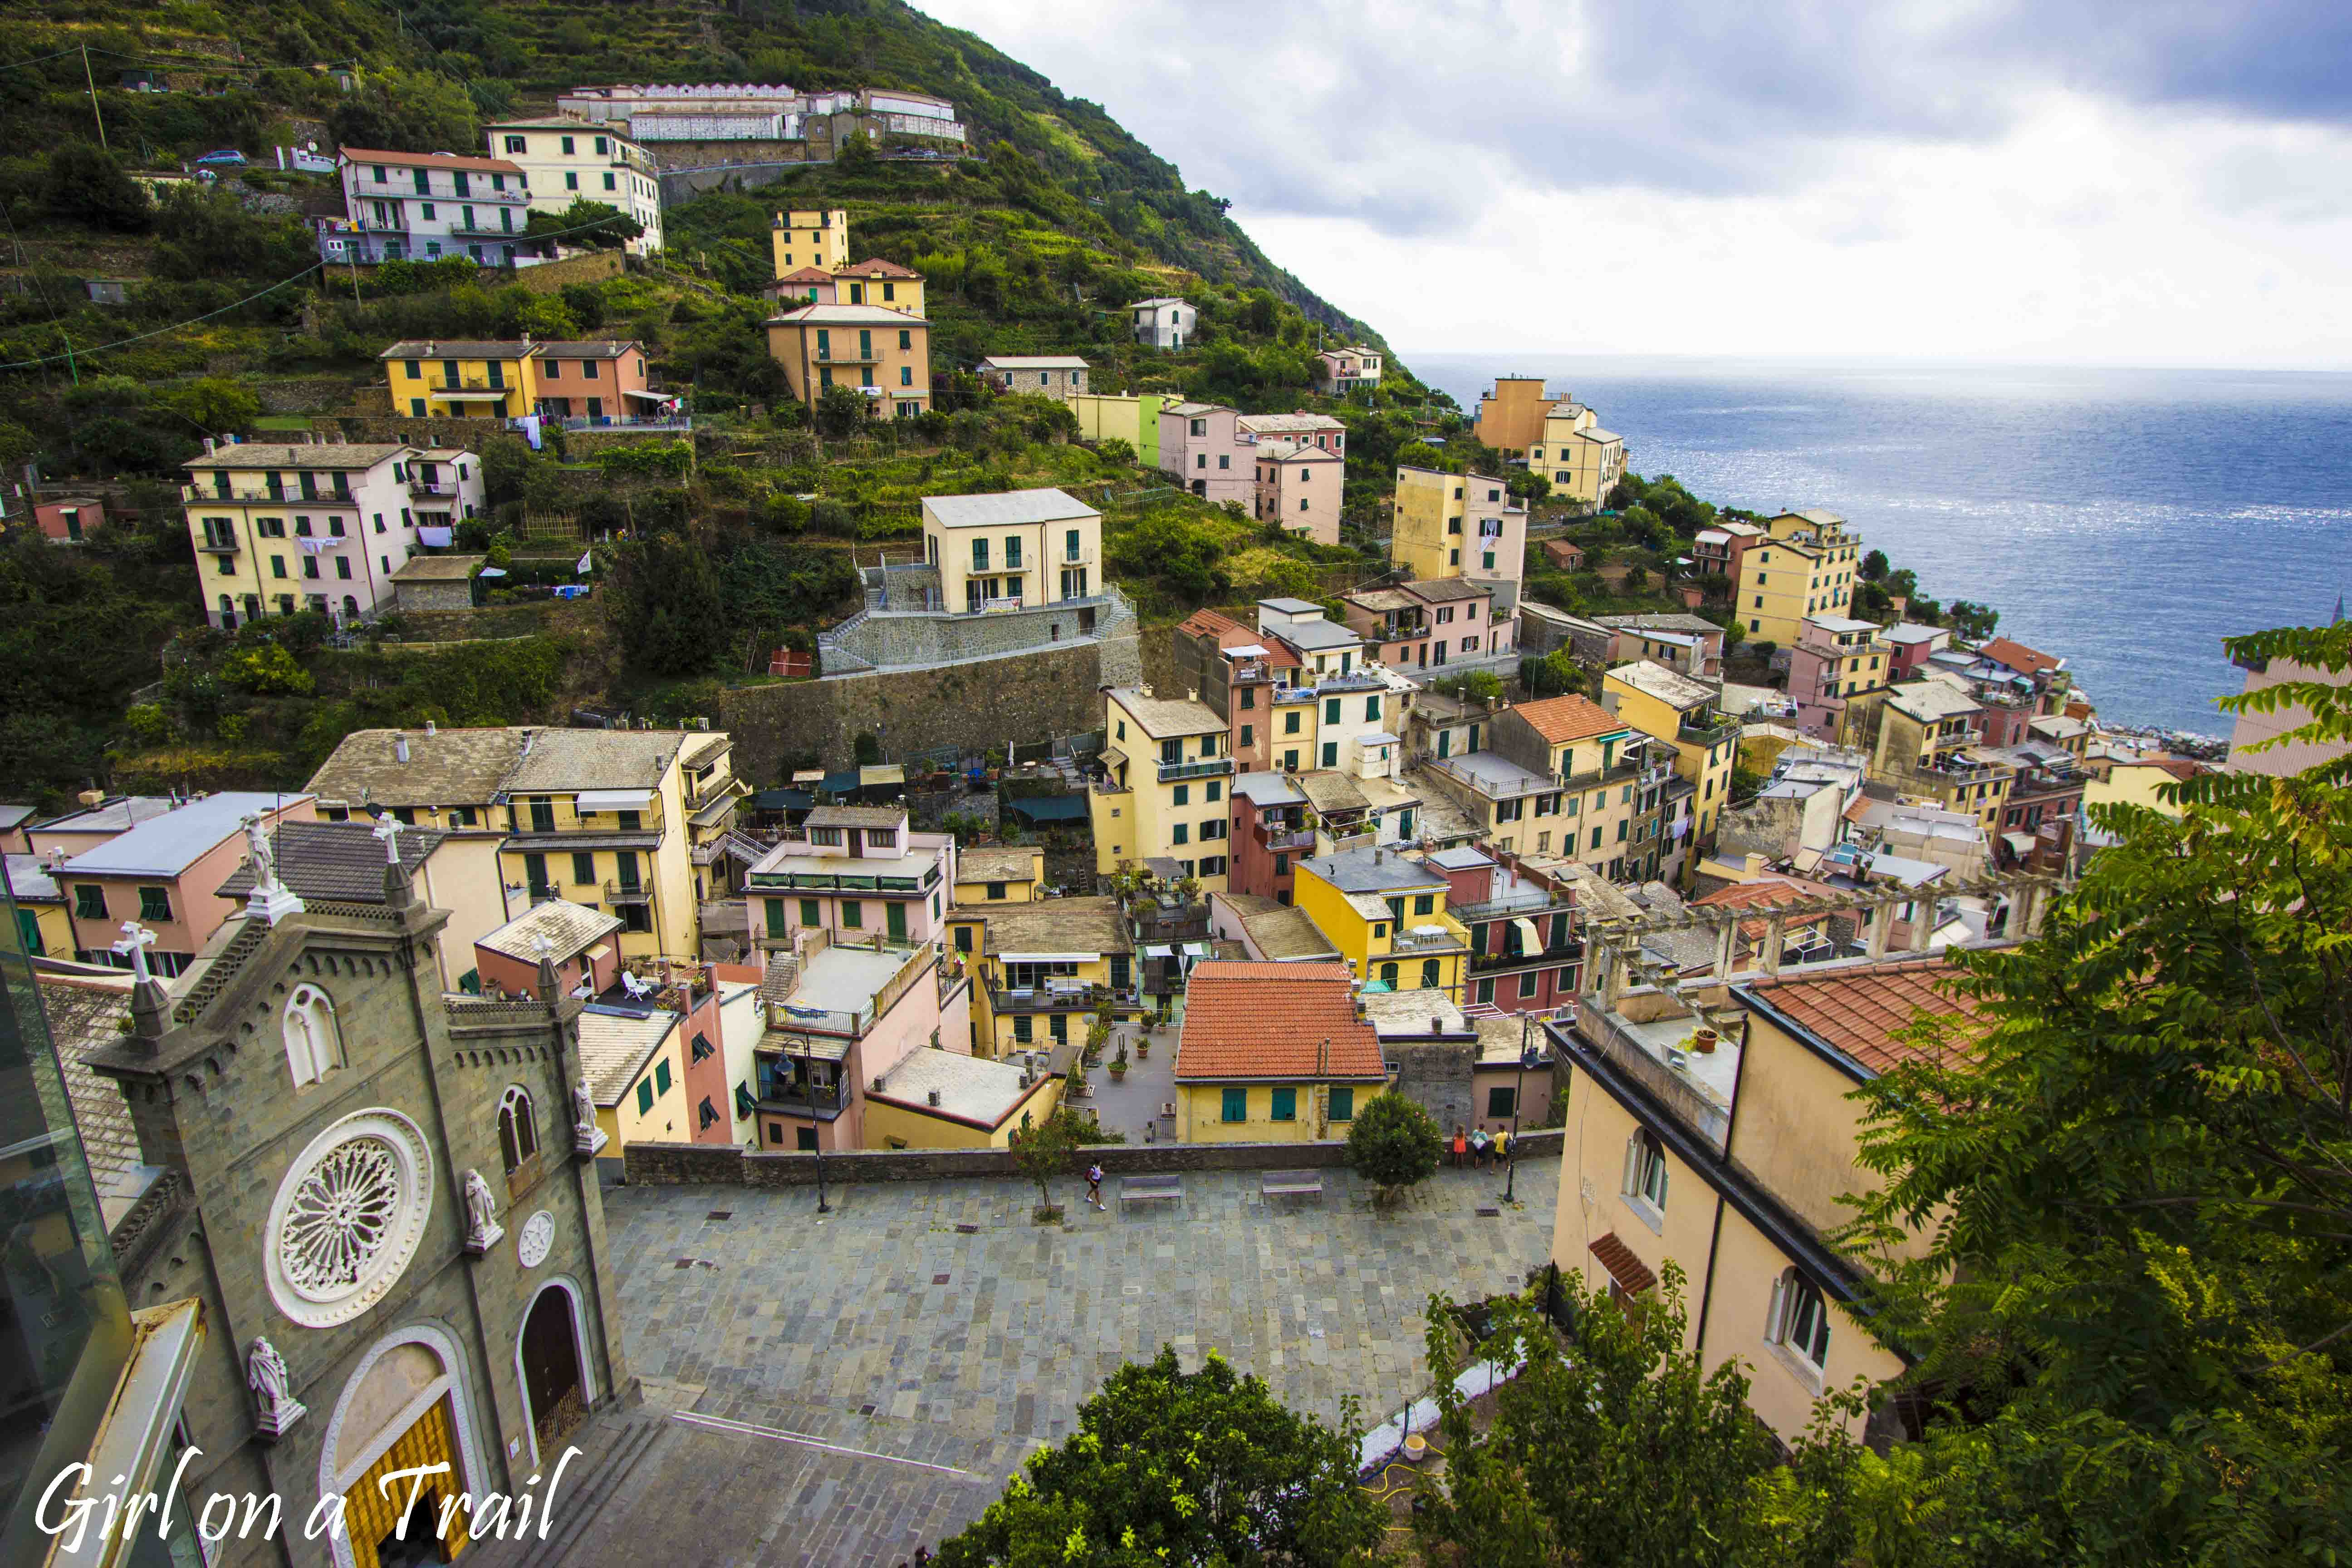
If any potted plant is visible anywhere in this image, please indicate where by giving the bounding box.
[1135,1033,1149,1059]
[1109,1041,1129,1081]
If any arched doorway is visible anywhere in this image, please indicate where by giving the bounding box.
[519,1282,588,1462]
[319,1324,487,1568]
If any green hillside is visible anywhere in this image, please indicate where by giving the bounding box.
[0,0,1489,807]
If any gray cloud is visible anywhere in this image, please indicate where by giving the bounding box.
[926,0,2352,238]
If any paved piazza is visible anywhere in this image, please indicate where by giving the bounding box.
[541,1160,1558,1566]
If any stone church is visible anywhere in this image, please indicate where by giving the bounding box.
[86,835,630,1568]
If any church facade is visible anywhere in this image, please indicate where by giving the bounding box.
[87,836,631,1568]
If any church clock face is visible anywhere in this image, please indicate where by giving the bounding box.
[265,1109,435,1328]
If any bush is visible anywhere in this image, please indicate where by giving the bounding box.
[218,642,312,696]
[1347,1093,1442,1202]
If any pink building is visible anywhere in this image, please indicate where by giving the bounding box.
[767,266,839,308]
[1252,440,1342,546]
[1787,615,1892,739]
[750,928,968,1153]
[1157,401,1254,508]
[21,795,180,861]
[1237,411,1347,460]
[472,897,625,1000]
[1882,622,1951,681]
[744,804,957,951]
[533,338,656,423]
[32,495,105,542]
[56,791,316,976]
[1339,578,1514,672]
[1691,519,1764,578]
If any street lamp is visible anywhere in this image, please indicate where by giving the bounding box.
[1503,1018,1541,1204]
[783,1033,830,1214]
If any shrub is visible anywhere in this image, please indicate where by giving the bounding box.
[1347,1093,1442,1203]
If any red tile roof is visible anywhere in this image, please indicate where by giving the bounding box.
[1977,637,2062,677]
[1173,962,1387,1081]
[340,147,525,176]
[1179,608,1244,642]
[1691,875,1840,941]
[1512,694,1626,745]
[1589,1232,1656,1295]
[773,266,835,284]
[1742,958,1984,1076]
[838,257,920,279]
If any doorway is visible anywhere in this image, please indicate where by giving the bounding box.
[520,1285,587,1460]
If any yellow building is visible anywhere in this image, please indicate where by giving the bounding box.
[945,896,1136,1058]
[489,727,743,960]
[485,118,663,252]
[953,845,1045,905]
[862,1050,1061,1148]
[1071,392,1164,465]
[1529,408,1627,510]
[1554,960,1977,1444]
[6,856,72,958]
[1734,509,1864,647]
[380,338,542,419]
[181,441,485,629]
[579,1005,691,1162]
[1291,848,1468,997]
[1392,465,1518,582]
[764,303,931,419]
[772,206,848,277]
[1867,682,2015,832]
[2082,758,2189,819]
[921,487,1103,614]
[1472,377,1571,455]
[1091,686,1234,892]
[1172,961,1391,1142]
[1602,660,1741,844]
[833,256,926,316]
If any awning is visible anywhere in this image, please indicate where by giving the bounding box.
[1227,643,1272,657]
[860,764,905,787]
[1511,916,1543,952]
[620,387,670,401]
[1140,944,1172,959]
[1590,1231,1657,1295]
[2002,831,2036,855]
[576,789,655,812]
[432,388,512,401]
[1001,951,1100,964]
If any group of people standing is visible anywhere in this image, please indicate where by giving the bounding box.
[1451,1125,1509,1168]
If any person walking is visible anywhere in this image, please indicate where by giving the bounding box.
[1086,1163,1105,1209]
[1494,1126,1510,1168]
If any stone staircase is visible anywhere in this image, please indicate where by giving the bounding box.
[461,1403,671,1568]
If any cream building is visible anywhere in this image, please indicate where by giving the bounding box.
[485,118,664,252]
[181,442,484,628]
[1734,509,1865,647]
[1602,660,1741,845]
[1091,687,1234,890]
[1553,960,1979,1445]
[1529,406,1626,510]
[1392,466,1525,593]
[921,487,1102,614]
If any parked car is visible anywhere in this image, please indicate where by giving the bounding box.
[195,148,248,167]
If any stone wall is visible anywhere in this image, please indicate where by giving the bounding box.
[822,589,1138,679]
[512,250,626,293]
[252,376,361,414]
[1389,1037,1480,1136]
[717,636,1133,781]
[626,1129,1564,1186]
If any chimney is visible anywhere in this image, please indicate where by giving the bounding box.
[926,1088,941,1107]
[78,789,103,808]
[1890,595,1908,622]
[394,732,410,763]
[425,719,437,735]
[201,437,216,454]
[1431,1014,1443,1034]
[519,728,536,755]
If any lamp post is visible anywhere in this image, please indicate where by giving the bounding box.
[1503,1019,1540,1204]
[784,1033,830,1214]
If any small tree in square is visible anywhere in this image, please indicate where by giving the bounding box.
[1347,1092,1442,1205]
[1010,1101,1081,1217]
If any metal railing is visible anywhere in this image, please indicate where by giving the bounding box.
[1471,938,1583,973]
[1390,925,1468,954]
[1255,823,1316,851]
[1678,713,1740,745]
[1158,757,1235,784]
[989,983,1108,1014]
[604,880,652,905]
[182,483,352,504]
[1451,887,1569,923]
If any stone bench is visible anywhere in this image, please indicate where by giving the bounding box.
[1120,1173,1183,1210]
[1260,1170,1324,1204]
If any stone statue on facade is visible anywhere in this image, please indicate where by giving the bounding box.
[573,1080,608,1156]
[247,1336,306,1438]
[461,1168,505,1254]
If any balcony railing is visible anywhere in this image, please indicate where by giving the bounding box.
[1228,659,1272,684]
[1471,938,1583,973]
[1255,823,1316,852]
[1390,925,1469,954]
[1158,757,1235,784]
[813,346,882,364]
[604,880,652,905]
[195,534,241,554]
[1450,887,1570,923]
[182,483,351,504]
[989,982,1108,1014]
[1678,713,1741,746]
[753,1071,850,1118]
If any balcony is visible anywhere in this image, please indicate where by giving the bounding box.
[1254,822,1316,852]
[409,478,463,497]
[195,534,241,554]
[1390,920,1470,955]
[753,1068,850,1120]
[445,220,524,240]
[604,880,652,905]
[1228,658,1272,685]
[1157,756,1235,784]
[1450,887,1570,924]
[813,345,883,364]
[183,483,350,504]
[1471,938,1583,973]
[1677,712,1740,746]
[989,981,1110,1014]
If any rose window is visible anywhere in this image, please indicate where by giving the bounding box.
[265,1109,433,1328]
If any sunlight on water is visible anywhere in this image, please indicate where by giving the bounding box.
[1410,356,2352,735]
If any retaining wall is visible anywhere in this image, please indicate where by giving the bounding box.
[623,1128,1563,1186]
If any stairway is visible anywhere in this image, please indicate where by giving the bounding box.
[464,1403,671,1568]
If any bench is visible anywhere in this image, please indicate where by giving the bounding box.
[1120,1173,1183,1211]
[1260,1170,1324,1204]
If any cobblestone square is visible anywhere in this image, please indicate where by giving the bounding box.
[549,1159,1558,1566]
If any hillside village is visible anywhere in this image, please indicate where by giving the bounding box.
[2,11,2345,1568]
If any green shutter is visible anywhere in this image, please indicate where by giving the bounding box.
[765,898,789,931]
[1221,1087,1248,1122]
[636,1078,653,1115]
[1329,1087,1355,1122]
[1270,1087,1296,1122]
[887,901,907,940]
[656,1058,671,1093]
[800,898,821,925]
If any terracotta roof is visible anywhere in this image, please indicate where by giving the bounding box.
[341,147,525,176]
[1691,875,1841,942]
[1977,637,2063,677]
[1173,962,1387,1081]
[1588,1232,1656,1295]
[1740,958,1984,1076]
[1511,694,1627,745]
[837,257,920,279]
[774,266,835,283]
[1179,608,1245,642]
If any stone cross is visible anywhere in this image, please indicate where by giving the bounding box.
[112,921,157,984]
[372,813,402,865]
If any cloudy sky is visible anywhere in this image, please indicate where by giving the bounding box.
[916,0,2352,368]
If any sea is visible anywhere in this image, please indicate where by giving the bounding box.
[1407,356,2352,738]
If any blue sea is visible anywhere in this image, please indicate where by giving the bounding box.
[1408,356,2352,737]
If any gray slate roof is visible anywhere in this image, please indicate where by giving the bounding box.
[215,819,444,902]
